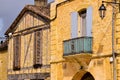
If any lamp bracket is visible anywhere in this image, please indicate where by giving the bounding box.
[102,1,120,12]
[102,1,120,4]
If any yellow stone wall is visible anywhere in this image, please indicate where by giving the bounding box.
[115,12,120,80]
[0,50,7,80]
[8,12,50,79]
[50,0,120,80]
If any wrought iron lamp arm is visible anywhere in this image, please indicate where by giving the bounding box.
[102,1,120,12]
[102,1,120,4]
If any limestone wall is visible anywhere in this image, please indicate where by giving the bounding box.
[0,50,7,80]
[50,0,117,80]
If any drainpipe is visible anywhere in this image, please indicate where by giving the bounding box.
[112,0,117,80]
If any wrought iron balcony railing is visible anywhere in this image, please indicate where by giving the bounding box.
[63,37,92,56]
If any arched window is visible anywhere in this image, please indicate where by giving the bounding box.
[71,6,93,38]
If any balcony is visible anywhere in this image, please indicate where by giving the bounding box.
[63,37,92,65]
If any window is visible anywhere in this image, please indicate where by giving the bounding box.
[33,30,43,69]
[71,6,93,38]
[13,36,21,71]
[79,10,87,36]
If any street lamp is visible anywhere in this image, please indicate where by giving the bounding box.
[99,1,120,80]
[99,1,120,19]
[99,3,106,19]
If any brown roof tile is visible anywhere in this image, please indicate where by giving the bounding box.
[25,5,50,19]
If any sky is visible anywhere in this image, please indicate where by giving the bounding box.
[0,0,34,37]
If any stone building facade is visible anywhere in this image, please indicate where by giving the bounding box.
[0,41,8,80]
[4,0,120,80]
[50,0,120,80]
[5,0,51,80]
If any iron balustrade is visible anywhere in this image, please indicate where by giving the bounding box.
[63,37,92,55]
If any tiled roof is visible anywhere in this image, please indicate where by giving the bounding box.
[5,5,50,35]
[25,5,50,19]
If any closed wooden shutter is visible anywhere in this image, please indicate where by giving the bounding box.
[86,6,93,36]
[71,12,78,38]
[34,30,43,68]
[13,36,21,70]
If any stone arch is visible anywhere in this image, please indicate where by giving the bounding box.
[72,71,95,80]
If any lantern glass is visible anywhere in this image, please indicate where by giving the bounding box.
[99,4,106,19]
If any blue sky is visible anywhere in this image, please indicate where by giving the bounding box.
[0,0,34,37]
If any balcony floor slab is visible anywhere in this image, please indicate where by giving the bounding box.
[63,53,92,66]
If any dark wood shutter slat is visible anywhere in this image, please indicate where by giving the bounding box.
[33,30,43,68]
[39,30,42,65]
[36,30,42,64]
[34,32,36,64]
[13,36,21,70]
[18,36,21,68]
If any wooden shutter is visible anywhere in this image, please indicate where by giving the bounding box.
[86,6,93,36]
[13,36,21,70]
[34,30,43,68]
[71,12,78,38]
